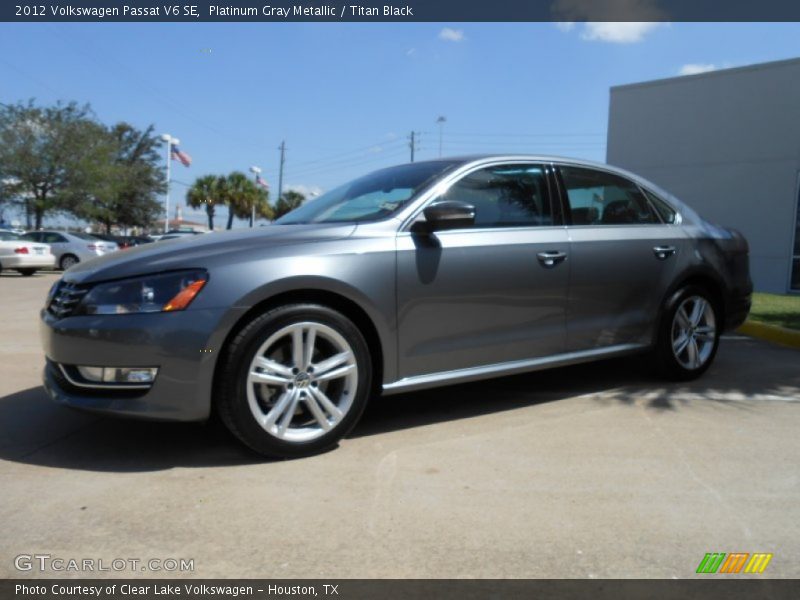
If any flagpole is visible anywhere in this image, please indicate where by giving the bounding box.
[161,134,175,234]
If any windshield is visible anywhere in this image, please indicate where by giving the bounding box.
[276,160,460,224]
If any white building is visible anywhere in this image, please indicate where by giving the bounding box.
[607,57,800,293]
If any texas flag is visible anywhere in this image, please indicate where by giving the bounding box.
[170,146,192,167]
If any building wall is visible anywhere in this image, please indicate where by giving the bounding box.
[607,58,800,293]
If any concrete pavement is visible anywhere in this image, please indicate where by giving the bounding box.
[1,271,799,578]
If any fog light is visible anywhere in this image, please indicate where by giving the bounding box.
[76,366,158,384]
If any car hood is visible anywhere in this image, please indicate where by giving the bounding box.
[63,223,357,284]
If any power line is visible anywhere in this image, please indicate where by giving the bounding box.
[288,137,407,170]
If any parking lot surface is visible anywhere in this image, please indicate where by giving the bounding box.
[1,271,799,578]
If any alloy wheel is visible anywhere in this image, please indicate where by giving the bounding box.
[671,295,716,370]
[245,321,358,443]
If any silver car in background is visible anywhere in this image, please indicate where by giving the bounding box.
[40,155,752,458]
[0,230,55,275]
[21,230,118,270]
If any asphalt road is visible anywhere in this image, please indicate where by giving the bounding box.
[1,271,799,579]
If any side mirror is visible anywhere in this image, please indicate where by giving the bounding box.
[416,200,476,233]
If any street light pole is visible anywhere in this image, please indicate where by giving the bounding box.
[249,165,262,228]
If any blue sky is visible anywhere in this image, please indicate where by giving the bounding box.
[2,22,800,227]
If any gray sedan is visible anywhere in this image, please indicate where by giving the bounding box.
[39,156,752,457]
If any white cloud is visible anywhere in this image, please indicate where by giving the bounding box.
[555,22,576,32]
[678,63,718,76]
[438,27,465,42]
[580,22,663,43]
[405,48,416,56]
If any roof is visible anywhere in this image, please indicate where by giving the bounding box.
[610,56,800,93]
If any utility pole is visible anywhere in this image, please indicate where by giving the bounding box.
[436,116,446,157]
[408,131,419,162]
[277,140,286,207]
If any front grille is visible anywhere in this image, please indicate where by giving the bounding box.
[47,281,89,318]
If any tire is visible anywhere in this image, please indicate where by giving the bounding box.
[653,285,720,381]
[17,269,36,276]
[59,254,79,270]
[215,304,373,458]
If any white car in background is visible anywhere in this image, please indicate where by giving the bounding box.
[20,230,118,270]
[0,230,55,276]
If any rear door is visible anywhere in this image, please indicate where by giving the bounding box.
[555,164,687,351]
[396,162,570,379]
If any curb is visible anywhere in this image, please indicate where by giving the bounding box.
[737,320,800,349]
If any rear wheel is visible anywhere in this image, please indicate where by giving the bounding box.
[216,304,372,458]
[59,254,79,270]
[654,286,720,380]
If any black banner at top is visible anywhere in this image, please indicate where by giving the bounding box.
[4,0,800,23]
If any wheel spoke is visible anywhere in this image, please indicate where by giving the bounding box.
[673,332,690,356]
[277,390,300,435]
[249,370,291,386]
[315,363,356,382]
[676,307,692,329]
[695,325,715,341]
[313,351,352,377]
[687,338,700,368]
[292,327,304,369]
[689,298,706,326]
[303,327,316,370]
[310,386,343,420]
[303,393,332,431]
[254,356,293,378]
[263,390,294,428]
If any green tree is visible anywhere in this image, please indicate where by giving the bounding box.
[0,100,109,229]
[186,174,221,230]
[274,190,305,220]
[72,123,165,233]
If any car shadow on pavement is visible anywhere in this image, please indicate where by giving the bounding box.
[0,339,796,472]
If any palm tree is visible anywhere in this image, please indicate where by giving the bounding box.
[274,190,305,220]
[186,175,220,230]
[219,172,276,228]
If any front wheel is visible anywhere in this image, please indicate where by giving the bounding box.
[216,304,373,458]
[653,286,720,381]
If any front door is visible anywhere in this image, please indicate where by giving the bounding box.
[396,163,570,379]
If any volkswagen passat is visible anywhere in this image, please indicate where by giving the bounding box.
[40,156,752,457]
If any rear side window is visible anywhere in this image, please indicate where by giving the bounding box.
[642,188,677,224]
[20,233,39,242]
[560,166,659,226]
[443,164,553,228]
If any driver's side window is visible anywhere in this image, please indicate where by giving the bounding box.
[441,164,553,228]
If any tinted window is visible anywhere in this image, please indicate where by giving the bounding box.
[442,164,552,228]
[20,233,39,242]
[560,167,658,226]
[0,231,20,241]
[277,160,460,224]
[642,188,677,224]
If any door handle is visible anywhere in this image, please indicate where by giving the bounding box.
[537,251,567,267]
[653,245,676,260]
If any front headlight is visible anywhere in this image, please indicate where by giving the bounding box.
[75,270,208,316]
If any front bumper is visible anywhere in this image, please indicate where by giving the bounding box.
[40,306,236,421]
